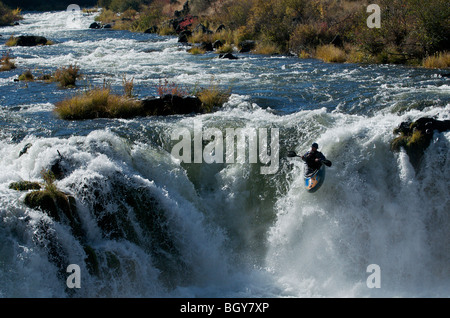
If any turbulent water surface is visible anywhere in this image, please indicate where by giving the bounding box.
[0,11,449,298]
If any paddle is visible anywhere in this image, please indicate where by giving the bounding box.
[287,150,332,167]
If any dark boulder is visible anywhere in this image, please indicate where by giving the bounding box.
[141,94,202,116]
[178,30,192,43]
[219,53,238,60]
[200,41,214,52]
[16,35,48,46]
[239,40,256,53]
[89,22,101,29]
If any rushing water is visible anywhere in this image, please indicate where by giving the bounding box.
[0,10,449,298]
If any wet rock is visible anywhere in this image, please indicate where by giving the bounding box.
[89,22,101,29]
[219,53,238,60]
[19,143,32,157]
[25,189,83,236]
[15,35,48,46]
[391,117,450,169]
[141,94,202,116]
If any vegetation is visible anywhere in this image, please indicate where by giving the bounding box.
[0,53,16,71]
[197,80,231,113]
[93,0,449,67]
[52,65,81,87]
[54,86,143,120]
[5,35,18,47]
[422,52,450,69]
[18,70,34,82]
[0,1,22,26]
[54,77,230,120]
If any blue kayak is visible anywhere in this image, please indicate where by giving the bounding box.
[304,165,326,193]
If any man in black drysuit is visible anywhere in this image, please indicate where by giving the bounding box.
[301,143,327,177]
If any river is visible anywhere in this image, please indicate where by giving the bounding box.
[0,10,449,298]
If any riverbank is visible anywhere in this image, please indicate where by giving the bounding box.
[91,0,449,69]
[0,1,22,26]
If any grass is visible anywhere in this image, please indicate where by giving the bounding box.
[0,53,16,71]
[53,64,81,87]
[315,44,347,63]
[188,46,207,55]
[197,80,231,113]
[0,3,22,26]
[54,87,142,120]
[252,41,281,55]
[18,70,34,81]
[422,52,450,69]
[5,35,18,47]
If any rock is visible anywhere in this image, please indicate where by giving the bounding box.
[89,22,101,29]
[19,143,32,157]
[200,41,213,52]
[391,117,450,169]
[24,189,83,238]
[216,24,227,33]
[141,94,202,116]
[144,26,158,34]
[219,53,238,60]
[239,40,256,53]
[213,40,223,49]
[102,24,112,29]
[178,30,192,43]
[194,23,213,35]
[16,35,48,46]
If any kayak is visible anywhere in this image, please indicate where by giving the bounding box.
[304,165,326,193]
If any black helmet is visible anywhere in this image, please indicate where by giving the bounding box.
[312,143,319,149]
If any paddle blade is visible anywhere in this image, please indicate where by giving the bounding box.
[322,159,332,167]
[287,151,298,158]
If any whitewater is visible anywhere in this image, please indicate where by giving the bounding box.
[0,10,449,298]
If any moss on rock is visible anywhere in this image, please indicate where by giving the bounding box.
[9,181,41,191]
[391,117,450,169]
